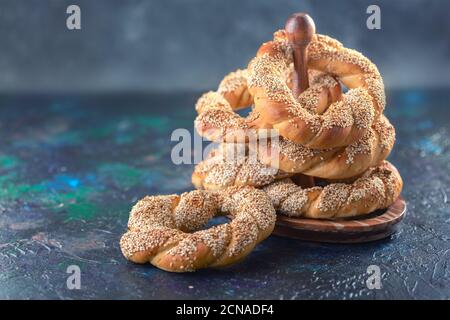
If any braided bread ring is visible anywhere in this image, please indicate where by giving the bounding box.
[195,68,341,143]
[192,143,291,190]
[193,114,394,183]
[263,161,403,219]
[247,31,384,148]
[120,186,276,272]
[255,114,395,179]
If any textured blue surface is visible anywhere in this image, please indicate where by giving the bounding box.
[0,90,449,299]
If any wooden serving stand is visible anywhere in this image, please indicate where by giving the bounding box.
[273,197,406,243]
[273,13,407,243]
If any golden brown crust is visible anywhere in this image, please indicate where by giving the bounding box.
[120,187,276,272]
[195,68,341,143]
[120,26,404,275]
[247,32,384,148]
[192,143,291,190]
[254,115,395,179]
[217,69,253,109]
[193,113,394,182]
[263,161,403,219]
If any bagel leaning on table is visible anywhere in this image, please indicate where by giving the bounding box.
[120,186,276,272]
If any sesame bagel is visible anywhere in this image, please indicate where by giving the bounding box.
[195,68,341,143]
[263,161,403,219]
[254,115,395,179]
[246,31,384,148]
[192,143,291,190]
[120,186,276,272]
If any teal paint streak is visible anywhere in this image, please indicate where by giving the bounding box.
[0,160,158,221]
[0,146,162,222]
[9,115,171,148]
[2,162,160,220]
[135,116,170,133]
[98,163,152,190]
[112,116,170,144]
[0,168,99,221]
[0,155,20,169]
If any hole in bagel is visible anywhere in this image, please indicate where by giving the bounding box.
[201,215,230,230]
[235,107,253,117]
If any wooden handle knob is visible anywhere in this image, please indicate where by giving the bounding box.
[285,13,316,97]
[285,13,316,47]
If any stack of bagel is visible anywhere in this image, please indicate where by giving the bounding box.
[120,31,403,272]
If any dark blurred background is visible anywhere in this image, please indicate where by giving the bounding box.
[0,0,449,93]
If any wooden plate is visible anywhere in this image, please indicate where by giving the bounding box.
[272,196,406,243]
